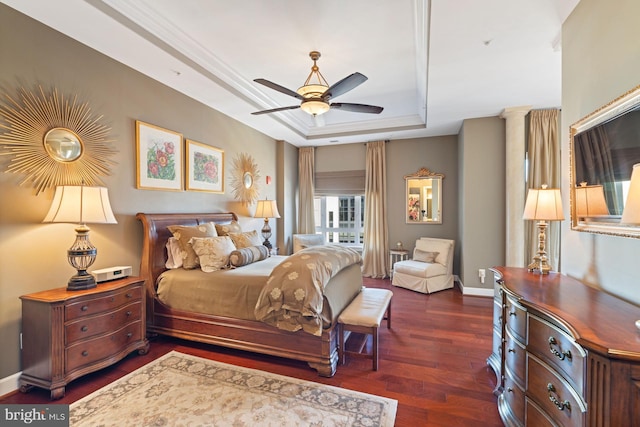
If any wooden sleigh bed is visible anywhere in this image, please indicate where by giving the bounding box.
[136,212,362,377]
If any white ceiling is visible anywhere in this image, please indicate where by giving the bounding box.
[1,0,579,147]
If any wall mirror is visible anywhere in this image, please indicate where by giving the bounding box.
[230,152,260,206]
[44,128,83,162]
[0,86,116,195]
[570,84,640,238]
[404,168,444,224]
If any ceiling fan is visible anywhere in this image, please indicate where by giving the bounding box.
[252,51,384,117]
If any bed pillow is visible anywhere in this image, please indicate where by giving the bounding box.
[214,220,242,236]
[413,249,439,264]
[189,236,236,273]
[167,223,217,269]
[228,230,263,249]
[229,245,269,267]
[165,237,183,269]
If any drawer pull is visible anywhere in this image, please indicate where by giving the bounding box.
[508,310,517,317]
[82,350,88,357]
[548,337,572,361]
[81,325,88,332]
[126,311,131,316]
[506,387,513,393]
[127,332,133,338]
[508,348,515,353]
[81,305,89,312]
[110,297,114,302]
[126,293,132,298]
[547,383,571,411]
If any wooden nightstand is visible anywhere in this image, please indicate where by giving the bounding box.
[19,276,149,399]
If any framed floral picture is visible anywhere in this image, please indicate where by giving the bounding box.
[135,121,183,191]
[185,139,224,193]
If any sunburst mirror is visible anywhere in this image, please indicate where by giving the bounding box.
[0,86,117,194]
[230,152,260,206]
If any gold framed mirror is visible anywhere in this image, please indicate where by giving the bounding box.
[570,84,640,238]
[44,128,83,162]
[404,168,444,224]
[0,86,116,194]
[230,152,260,205]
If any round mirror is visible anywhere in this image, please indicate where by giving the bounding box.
[43,128,83,162]
[243,171,253,189]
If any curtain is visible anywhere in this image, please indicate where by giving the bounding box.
[298,147,316,234]
[362,141,389,278]
[574,127,624,214]
[525,109,561,270]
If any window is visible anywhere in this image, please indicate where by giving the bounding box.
[314,195,364,247]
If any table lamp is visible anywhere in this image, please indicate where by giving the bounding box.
[254,199,280,249]
[574,182,609,219]
[523,185,564,274]
[621,164,640,225]
[43,185,117,290]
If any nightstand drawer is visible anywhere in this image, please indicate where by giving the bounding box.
[65,286,141,320]
[527,354,586,427]
[66,321,143,373]
[65,301,142,345]
[502,369,525,425]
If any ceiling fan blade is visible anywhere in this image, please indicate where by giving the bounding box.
[254,79,304,100]
[251,105,301,115]
[331,102,383,114]
[322,72,367,100]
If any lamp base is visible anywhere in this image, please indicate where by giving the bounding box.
[67,272,97,291]
[528,220,553,275]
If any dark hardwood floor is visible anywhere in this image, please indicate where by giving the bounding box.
[1,278,501,426]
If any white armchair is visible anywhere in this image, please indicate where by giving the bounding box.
[391,237,455,294]
[292,233,325,253]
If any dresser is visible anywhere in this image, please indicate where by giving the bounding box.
[19,277,149,399]
[488,267,640,426]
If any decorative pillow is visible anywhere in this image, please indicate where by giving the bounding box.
[165,237,183,269]
[229,245,269,267]
[414,249,439,264]
[167,223,217,269]
[189,236,237,273]
[215,220,242,236]
[228,230,263,249]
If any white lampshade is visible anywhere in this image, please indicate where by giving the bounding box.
[254,199,281,219]
[523,185,565,221]
[621,163,640,224]
[44,186,117,224]
[575,182,609,217]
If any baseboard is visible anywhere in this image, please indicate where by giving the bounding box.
[0,371,20,398]
[456,277,494,297]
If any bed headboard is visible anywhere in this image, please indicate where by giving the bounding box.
[135,212,238,292]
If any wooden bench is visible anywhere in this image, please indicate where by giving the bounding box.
[338,287,393,370]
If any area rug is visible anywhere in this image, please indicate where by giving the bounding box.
[70,351,397,426]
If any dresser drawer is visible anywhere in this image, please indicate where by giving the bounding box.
[502,369,525,426]
[505,295,527,342]
[65,301,142,345]
[526,397,559,427]
[493,299,503,329]
[504,328,526,386]
[65,286,142,320]
[528,314,586,393]
[527,354,586,427]
[66,321,143,373]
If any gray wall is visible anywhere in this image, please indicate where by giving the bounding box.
[561,0,640,304]
[0,5,285,378]
[458,117,506,289]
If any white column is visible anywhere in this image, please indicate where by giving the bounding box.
[500,106,531,267]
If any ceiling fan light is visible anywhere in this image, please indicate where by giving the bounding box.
[296,84,328,98]
[300,99,330,116]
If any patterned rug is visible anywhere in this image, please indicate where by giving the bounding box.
[70,351,397,426]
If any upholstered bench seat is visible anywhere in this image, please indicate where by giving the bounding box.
[338,287,392,371]
[393,260,447,278]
